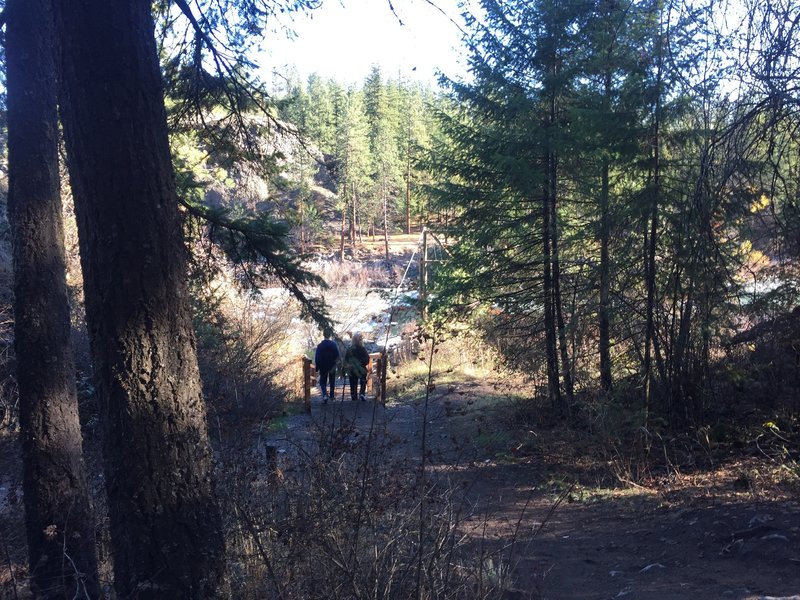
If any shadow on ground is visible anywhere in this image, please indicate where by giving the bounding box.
[266,378,800,600]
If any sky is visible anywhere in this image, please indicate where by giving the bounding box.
[258,0,471,89]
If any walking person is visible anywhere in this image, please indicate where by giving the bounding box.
[314,328,340,404]
[346,332,371,402]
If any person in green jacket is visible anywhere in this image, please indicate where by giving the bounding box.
[345,332,370,401]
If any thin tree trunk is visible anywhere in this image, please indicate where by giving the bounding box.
[383,186,390,263]
[599,160,613,393]
[643,165,659,419]
[420,228,428,321]
[644,18,664,421]
[406,152,412,234]
[299,202,305,253]
[541,71,561,407]
[542,178,561,407]
[673,294,694,420]
[54,1,227,596]
[6,1,99,595]
[350,182,358,247]
[652,311,668,384]
[340,199,347,260]
[597,61,614,394]
[552,224,573,402]
[549,148,573,403]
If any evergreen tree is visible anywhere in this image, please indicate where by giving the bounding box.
[306,73,338,153]
[364,67,403,260]
[428,0,586,405]
[334,88,372,258]
[54,0,227,594]
[397,82,433,233]
[569,0,654,393]
[5,0,99,594]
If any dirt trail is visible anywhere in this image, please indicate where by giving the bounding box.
[267,380,800,600]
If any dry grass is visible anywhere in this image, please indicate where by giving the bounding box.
[216,416,525,599]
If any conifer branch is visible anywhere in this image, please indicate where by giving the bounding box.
[180,197,334,330]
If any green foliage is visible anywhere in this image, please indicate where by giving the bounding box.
[155,0,348,345]
[335,88,373,205]
[182,196,333,329]
[364,66,403,235]
[276,70,442,241]
[420,0,800,426]
[163,0,800,430]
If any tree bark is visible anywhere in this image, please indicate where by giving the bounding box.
[644,20,664,421]
[5,0,99,595]
[597,61,614,394]
[420,228,428,321]
[53,1,227,596]
[405,152,412,234]
[299,202,305,253]
[548,143,573,403]
[599,160,613,393]
[340,203,347,260]
[541,68,566,408]
[351,181,357,247]
[542,170,561,408]
[383,186,390,263]
[643,151,659,420]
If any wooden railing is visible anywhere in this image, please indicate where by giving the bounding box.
[301,351,388,413]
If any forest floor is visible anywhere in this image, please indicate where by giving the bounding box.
[2,364,798,599]
[2,235,799,599]
[267,371,800,600]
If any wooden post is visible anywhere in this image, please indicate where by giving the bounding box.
[366,354,374,395]
[366,352,381,397]
[302,356,312,413]
[380,350,388,405]
[371,354,379,399]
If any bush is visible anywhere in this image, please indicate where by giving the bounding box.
[193,278,295,437]
[217,414,520,600]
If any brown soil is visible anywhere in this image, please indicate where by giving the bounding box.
[282,374,800,600]
[3,370,798,599]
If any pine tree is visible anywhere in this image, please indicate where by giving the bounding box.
[397,82,433,233]
[364,66,403,261]
[5,0,99,594]
[428,0,589,405]
[570,0,654,393]
[334,88,372,258]
[54,0,227,594]
[306,73,338,154]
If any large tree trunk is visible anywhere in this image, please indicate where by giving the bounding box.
[54,1,227,597]
[5,1,99,595]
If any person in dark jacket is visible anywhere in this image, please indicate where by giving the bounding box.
[345,332,370,401]
[314,328,340,403]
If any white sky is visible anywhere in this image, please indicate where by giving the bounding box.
[258,0,470,88]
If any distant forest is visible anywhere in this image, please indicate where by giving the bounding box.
[272,0,799,427]
[273,68,442,254]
